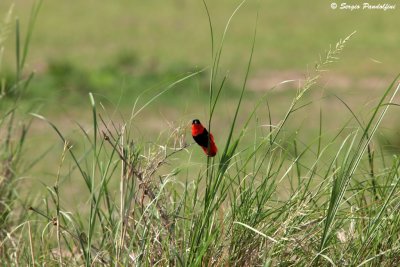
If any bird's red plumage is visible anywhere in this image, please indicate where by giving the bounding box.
[191,119,217,157]
[191,122,205,137]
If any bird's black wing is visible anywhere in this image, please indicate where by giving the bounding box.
[193,128,210,148]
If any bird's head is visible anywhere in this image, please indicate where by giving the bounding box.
[192,119,201,125]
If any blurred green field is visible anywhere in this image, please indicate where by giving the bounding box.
[1,0,399,74]
[1,0,399,196]
[0,0,398,188]
[0,3,396,112]
[1,1,398,85]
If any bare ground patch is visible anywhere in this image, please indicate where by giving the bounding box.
[248,70,394,92]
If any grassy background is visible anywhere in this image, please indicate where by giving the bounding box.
[1,1,398,113]
[0,0,398,183]
[0,3,396,117]
[1,0,399,201]
[2,0,399,74]
[1,1,400,264]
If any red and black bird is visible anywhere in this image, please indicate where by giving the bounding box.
[191,119,218,157]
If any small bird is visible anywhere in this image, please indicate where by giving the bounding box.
[191,119,218,157]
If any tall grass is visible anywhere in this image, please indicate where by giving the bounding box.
[0,1,42,264]
[2,1,400,266]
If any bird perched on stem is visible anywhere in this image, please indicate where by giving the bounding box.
[191,119,217,157]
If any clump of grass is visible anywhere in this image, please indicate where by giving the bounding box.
[0,4,14,99]
[47,59,93,95]
[0,2,15,193]
[0,1,42,264]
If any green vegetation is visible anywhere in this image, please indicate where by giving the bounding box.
[1,0,400,266]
